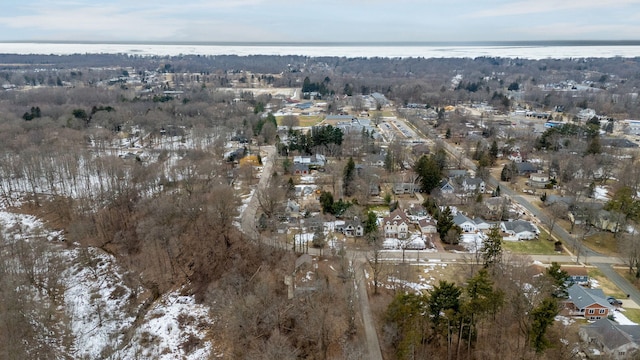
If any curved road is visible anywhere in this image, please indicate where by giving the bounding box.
[412,119,640,305]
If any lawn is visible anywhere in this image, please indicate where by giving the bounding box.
[502,237,559,255]
[615,266,640,291]
[582,232,619,257]
[621,308,640,324]
[298,116,323,127]
[588,268,627,298]
[275,115,322,127]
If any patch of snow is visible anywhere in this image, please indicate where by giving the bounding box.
[555,315,575,326]
[64,247,139,359]
[613,310,637,325]
[116,291,212,360]
[593,186,609,201]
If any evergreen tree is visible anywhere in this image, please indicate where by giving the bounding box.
[489,140,499,165]
[481,226,502,269]
[343,157,356,197]
[364,211,378,236]
[546,261,569,297]
[529,297,559,353]
[437,207,455,239]
[428,281,461,331]
[414,155,443,193]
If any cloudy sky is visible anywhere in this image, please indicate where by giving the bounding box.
[0,0,639,43]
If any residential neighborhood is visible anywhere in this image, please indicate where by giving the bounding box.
[2,49,640,359]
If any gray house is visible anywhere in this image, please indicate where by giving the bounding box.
[580,319,640,359]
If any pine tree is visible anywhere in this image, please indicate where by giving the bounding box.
[481,226,502,269]
[343,157,356,197]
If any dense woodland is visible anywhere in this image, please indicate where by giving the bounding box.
[1,53,640,359]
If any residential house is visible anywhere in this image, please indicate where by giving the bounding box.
[515,162,539,176]
[286,199,301,214]
[460,177,486,194]
[418,218,437,234]
[446,169,469,179]
[438,179,455,194]
[407,204,428,218]
[580,319,640,359]
[393,182,416,195]
[563,266,590,286]
[343,217,364,237]
[473,218,493,231]
[565,284,613,320]
[383,209,411,239]
[367,153,386,167]
[293,154,326,169]
[369,183,381,196]
[500,220,539,240]
[453,213,478,233]
[528,173,550,189]
[507,151,523,163]
[293,163,309,175]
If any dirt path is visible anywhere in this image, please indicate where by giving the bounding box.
[355,261,383,360]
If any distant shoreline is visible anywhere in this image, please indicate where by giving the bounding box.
[2,40,640,47]
[1,42,640,59]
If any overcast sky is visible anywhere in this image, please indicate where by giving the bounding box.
[1,0,639,43]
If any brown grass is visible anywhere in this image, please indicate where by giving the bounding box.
[588,268,627,298]
[583,232,619,256]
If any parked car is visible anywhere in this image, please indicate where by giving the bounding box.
[607,296,623,306]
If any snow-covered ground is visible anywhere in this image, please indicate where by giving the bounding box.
[613,309,638,325]
[593,186,609,201]
[1,209,214,359]
[460,232,487,252]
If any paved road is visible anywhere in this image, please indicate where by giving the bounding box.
[399,116,640,305]
[238,147,385,358]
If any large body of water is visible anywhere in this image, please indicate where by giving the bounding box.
[1,42,640,59]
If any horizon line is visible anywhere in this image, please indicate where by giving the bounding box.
[1,40,640,47]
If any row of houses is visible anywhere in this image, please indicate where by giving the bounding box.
[452,212,540,240]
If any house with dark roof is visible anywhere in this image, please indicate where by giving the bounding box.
[446,169,469,179]
[293,163,309,175]
[515,162,539,175]
[393,182,416,195]
[580,318,640,359]
[500,220,539,240]
[562,266,590,286]
[565,284,613,320]
[343,218,364,237]
[418,218,437,234]
[460,177,485,194]
[438,179,455,194]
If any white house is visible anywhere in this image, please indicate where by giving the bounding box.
[453,213,478,233]
[383,209,411,239]
[500,220,539,240]
[529,173,550,189]
[473,218,493,231]
[418,218,437,234]
[461,177,486,194]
